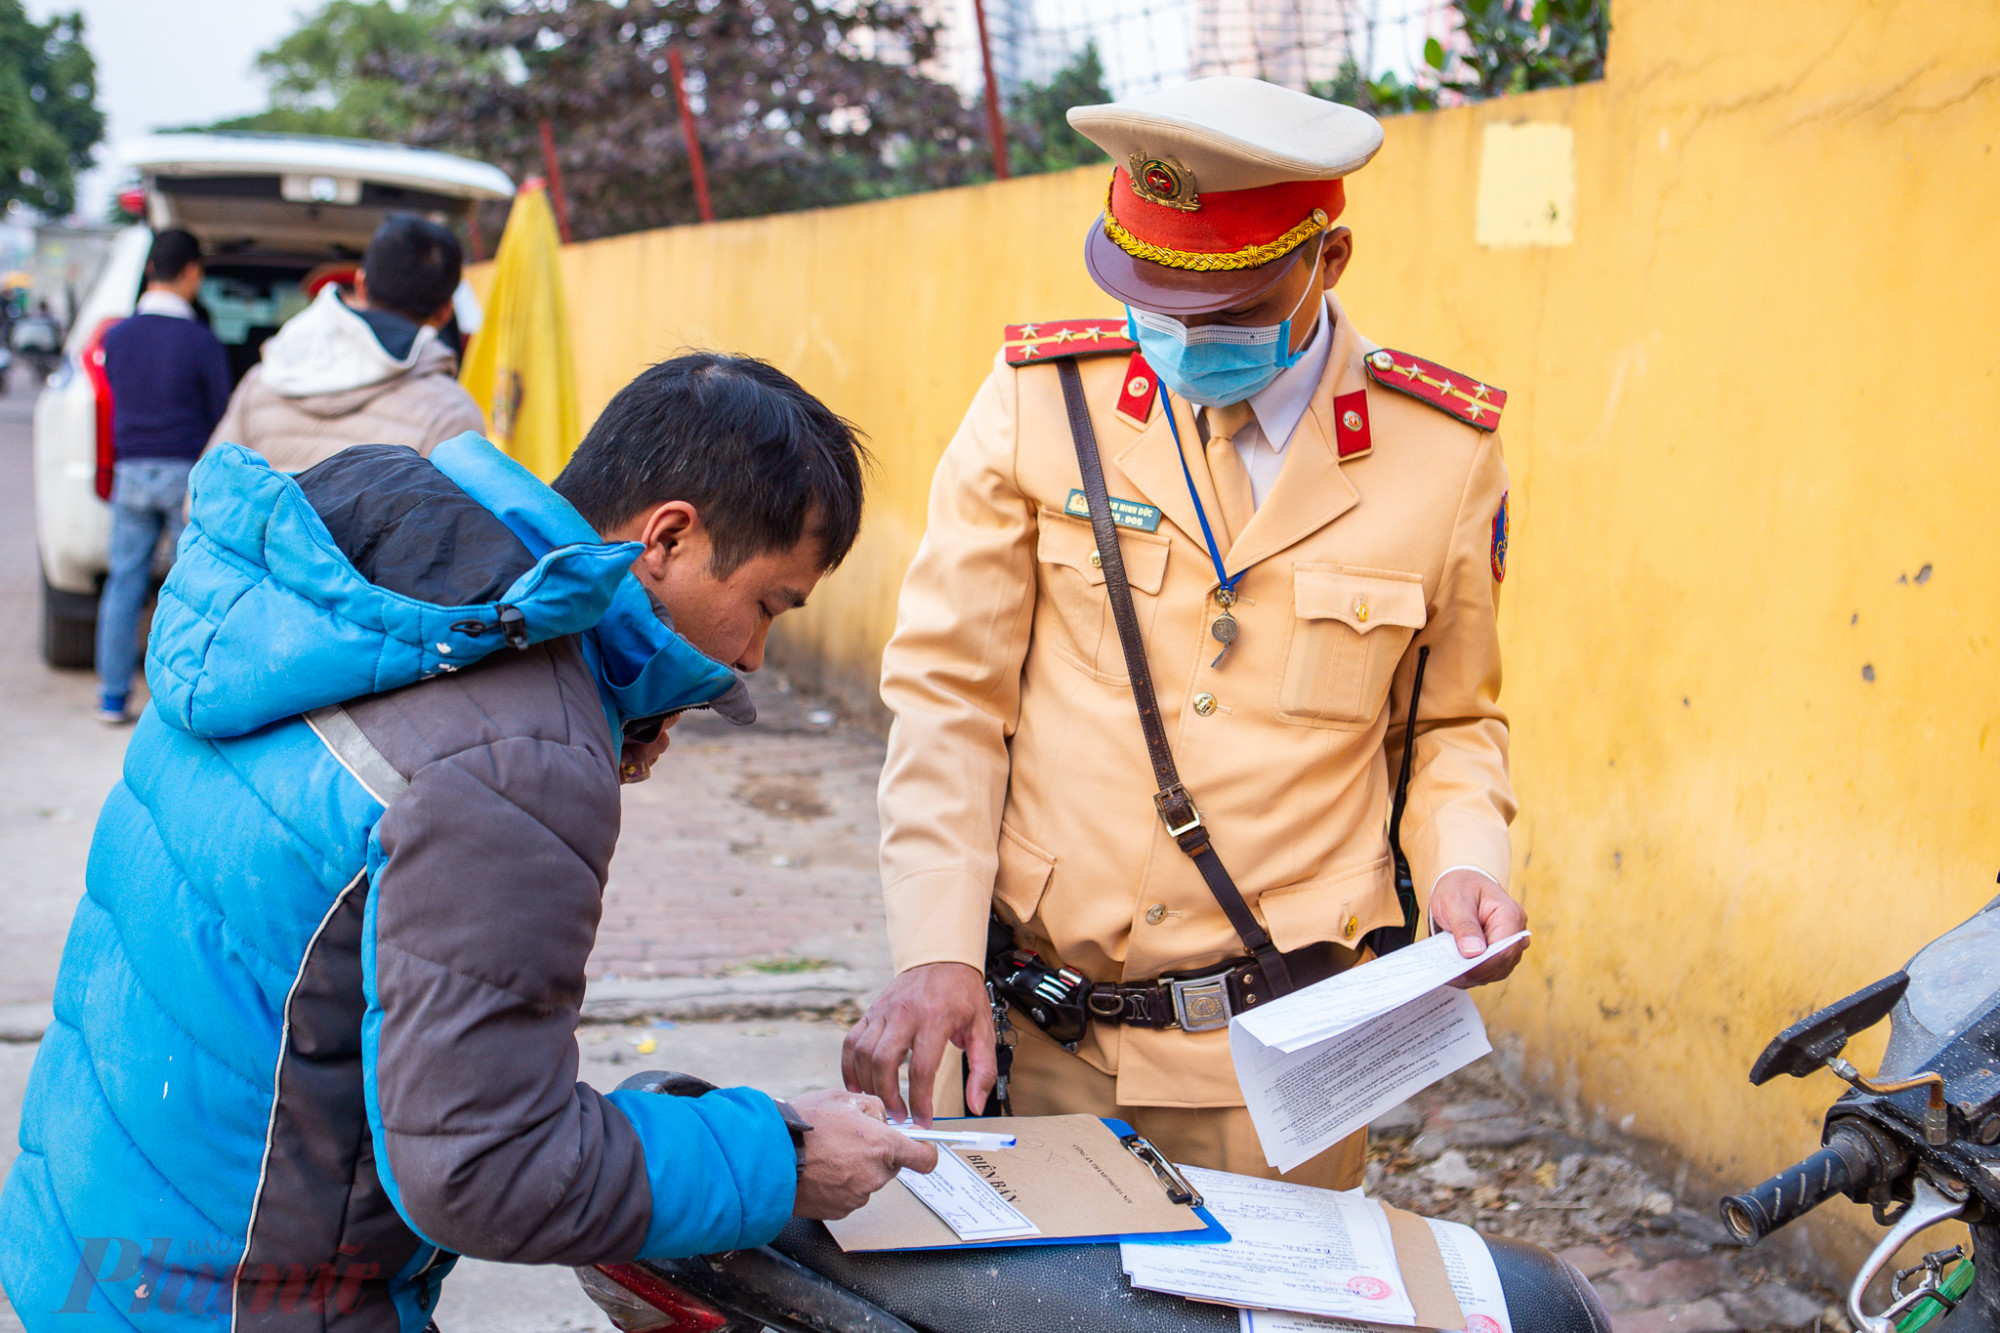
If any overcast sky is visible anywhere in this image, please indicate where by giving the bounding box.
[26,0,300,220]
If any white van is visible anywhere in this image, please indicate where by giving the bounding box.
[34,133,514,666]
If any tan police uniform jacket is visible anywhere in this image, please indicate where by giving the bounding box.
[877,293,1515,1108]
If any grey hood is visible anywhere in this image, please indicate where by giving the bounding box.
[259,284,451,405]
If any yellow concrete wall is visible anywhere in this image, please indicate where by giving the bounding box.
[482,0,2000,1272]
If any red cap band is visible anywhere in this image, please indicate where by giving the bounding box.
[1106,172,1345,270]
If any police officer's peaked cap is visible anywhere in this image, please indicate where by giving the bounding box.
[1067,77,1384,315]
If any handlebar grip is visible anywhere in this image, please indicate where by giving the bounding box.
[1719,1125,1879,1245]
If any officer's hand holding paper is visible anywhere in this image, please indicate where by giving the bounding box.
[1230,931,1531,1172]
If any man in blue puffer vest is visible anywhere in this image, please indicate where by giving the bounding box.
[0,353,935,1331]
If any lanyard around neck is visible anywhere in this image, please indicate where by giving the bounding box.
[1157,382,1244,603]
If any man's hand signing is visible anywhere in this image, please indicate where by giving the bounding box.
[1429,868,1528,987]
[786,1089,938,1220]
[841,962,996,1126]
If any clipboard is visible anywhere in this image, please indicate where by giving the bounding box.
[823,1114,1229,1252]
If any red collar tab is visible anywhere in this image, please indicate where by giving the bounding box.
[1003,319,1137,366]
[1365,348,1506,431]
[1333,390,1372,459]
[1113,351,1158,429]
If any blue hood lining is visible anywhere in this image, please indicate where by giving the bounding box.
[147,441,743,739]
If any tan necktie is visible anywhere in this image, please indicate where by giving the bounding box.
[1202,401,1258,545]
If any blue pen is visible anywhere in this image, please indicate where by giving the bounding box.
[892,1124,1018,1150]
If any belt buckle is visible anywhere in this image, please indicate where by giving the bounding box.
[1168,974,1233,1032]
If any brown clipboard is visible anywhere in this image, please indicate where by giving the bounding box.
[823,1114,1215,1253]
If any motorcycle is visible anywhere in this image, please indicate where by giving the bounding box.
[1720,894,2000,1332]
[573,1072,1612,1333]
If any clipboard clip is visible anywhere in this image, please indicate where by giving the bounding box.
[1120,1133,1203,1208]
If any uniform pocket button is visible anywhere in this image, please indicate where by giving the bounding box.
[1342,915,1360,939]
[1193,692,1217,716]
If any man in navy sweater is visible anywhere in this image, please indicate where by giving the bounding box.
[96,229,232,722]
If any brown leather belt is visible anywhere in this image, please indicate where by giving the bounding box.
[1082,943,1344,1033]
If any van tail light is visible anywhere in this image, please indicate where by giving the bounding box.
[81,317,122,501]
[576,1263,731,1333]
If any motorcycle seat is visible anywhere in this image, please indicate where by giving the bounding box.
[771,1218,1612,1333]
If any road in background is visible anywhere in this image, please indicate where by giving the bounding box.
[0,367,140,1012]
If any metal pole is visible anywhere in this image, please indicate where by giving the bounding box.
[667,47,716,223]
[537,118,573,244]
[971,0,1011,180]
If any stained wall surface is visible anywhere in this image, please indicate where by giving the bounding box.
[477,0,2000,1270]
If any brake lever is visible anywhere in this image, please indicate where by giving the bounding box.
[1847,1176,1967,1333]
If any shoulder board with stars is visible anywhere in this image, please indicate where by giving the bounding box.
[1365,347,1506,432]
[1002,318,1136,365]
[1002,319,1157,428]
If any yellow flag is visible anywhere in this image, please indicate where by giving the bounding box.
[460,185,579,479]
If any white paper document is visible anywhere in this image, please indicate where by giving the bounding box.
[1230,932,1528,1172]
[897,1148,1041,1242]
[1121,1167,1417,1325]
[1237,1217,1514,1333]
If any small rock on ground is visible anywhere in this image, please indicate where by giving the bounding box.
[1721,1284,1827,1331]
[1419,1149,1485,1190]
[1610,1297,1738,1333]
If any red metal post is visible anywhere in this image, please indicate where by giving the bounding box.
[971,0,1011,180]
[537,118,573,244]
[667,47,716,223]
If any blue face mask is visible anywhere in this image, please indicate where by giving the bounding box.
[1124,241,1323,407]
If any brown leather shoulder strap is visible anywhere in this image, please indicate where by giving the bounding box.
[1054,358,1294,997]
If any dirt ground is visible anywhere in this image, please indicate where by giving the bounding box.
[1367,1063,1849,1333]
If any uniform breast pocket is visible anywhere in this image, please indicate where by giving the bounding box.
[1276,565,1428,727]
[1035,511,1170,684]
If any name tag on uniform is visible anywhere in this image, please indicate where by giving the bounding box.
[1064,489,1163,533]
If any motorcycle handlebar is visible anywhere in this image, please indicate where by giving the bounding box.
[1719,1124,1882,1245]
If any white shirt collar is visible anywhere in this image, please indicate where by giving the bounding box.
[135,290,196,320]
[1245,294,1335,455]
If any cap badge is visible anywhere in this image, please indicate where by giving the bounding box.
[1128,152,1199,212]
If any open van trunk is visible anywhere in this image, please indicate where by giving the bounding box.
[124,133,518,386]
[131,133,515,261]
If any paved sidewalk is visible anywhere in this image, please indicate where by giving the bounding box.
[592,678,891,989]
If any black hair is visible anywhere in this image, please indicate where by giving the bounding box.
[146,229,202,285]
[554,353,870,575]
[361,214,463,323]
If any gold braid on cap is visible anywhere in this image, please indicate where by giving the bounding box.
[1100,175,1328,272]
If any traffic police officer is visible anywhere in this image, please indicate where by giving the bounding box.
[842,76,1527,1188]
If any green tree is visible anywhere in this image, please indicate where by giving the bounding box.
[1314,0,1607,114]
[1312,58,1439,115]
[392,0,981,239]
[1422,0,1608,100]
[997,43,1111,177]
[202,0,466,138]
[0,0,102,216]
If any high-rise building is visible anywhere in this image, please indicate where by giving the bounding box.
[1190,0,1357,90]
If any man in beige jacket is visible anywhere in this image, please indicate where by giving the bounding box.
[844,77,1527,1189]
[209,214,484,471]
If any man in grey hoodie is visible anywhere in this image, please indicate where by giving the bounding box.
[211,213,486,471]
